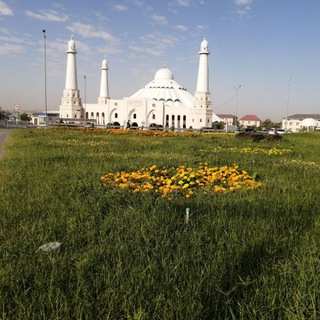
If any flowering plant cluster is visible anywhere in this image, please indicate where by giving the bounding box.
[204,145,292,156]
[101,163,262,199]
[51,127,198,137]
[279,159,320,171]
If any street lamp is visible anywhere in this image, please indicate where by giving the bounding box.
[43,30,48,129]
[83,75,86,126]
[285,76,291,130]
[234,85,241,125]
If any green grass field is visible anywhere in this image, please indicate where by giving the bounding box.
[0,128,319,319]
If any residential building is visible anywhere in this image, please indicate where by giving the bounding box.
[239,115,261,128]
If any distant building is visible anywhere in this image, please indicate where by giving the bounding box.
[216,114,237,125]
[282,114,320,132]
[31,111,60,126]
[239,115,261,128]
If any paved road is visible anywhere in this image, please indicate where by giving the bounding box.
[0,129,10,158]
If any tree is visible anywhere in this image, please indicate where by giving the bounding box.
[19,113,31,122]
[262,118,272,128]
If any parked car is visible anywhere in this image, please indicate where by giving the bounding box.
[268,128,291,135]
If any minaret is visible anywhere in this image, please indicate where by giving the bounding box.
[65,36,78,89]
[59,36,82,120]
[192,38,212,128]
[196,38,210,92]
[98,56,110,104]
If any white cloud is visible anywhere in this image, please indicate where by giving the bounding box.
[173,24,188,32]
[151,14,168,25]
[0,1,13,15]
[112,5,128,11]
[136,33,177,56]
[0,43,24,55]
[234,0,252,4]
[25,9,68,22]
[176,0,190,6]
[233,0,253,17]
[67,22,118,44]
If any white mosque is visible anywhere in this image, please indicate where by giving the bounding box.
[59,37,221,129]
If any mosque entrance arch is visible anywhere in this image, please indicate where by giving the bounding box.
[113,121,120,128]
[131,122,138,129]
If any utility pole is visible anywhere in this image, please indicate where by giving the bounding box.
[285,76,291,130]
[43,30,48,129]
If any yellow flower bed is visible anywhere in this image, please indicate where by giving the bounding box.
[51,126,198,137]
[101,163,262,199]
[205,146,292,156]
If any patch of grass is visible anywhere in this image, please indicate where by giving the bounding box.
[0,129,319,319]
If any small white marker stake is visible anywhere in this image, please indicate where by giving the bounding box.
[185,208,190,224]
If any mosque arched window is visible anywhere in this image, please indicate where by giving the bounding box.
[115,113,118,118]
[133,113,137,119]
[91,112,94,118]
[177,115,181,120]
[96,112,99,118]
[152,114,155,120]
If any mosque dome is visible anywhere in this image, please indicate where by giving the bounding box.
[301,118,317,127]
[155,67,174,80]
[130,66,194,108]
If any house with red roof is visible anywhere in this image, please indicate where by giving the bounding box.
[216,114,237,126]
[239,115,261,128]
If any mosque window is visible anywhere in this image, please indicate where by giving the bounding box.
[115,113,118,118]
[152,103,156,107]
[177,115,181,120]
[114,102,118,106]
[152,114,155,120]
[133,113,137,119]
[166,115,169,120]
[75,114,77,118]
[200,119,202,122]
[183,115,186,121]
[91,112,94,117]
[102,112,105,118]
[96,112,99,118]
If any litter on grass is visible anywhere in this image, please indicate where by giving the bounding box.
[38,242,62,252]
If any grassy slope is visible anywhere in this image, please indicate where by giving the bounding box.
[0,129,319,319]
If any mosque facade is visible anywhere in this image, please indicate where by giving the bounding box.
[59,37,221,130]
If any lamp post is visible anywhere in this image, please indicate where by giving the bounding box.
[285,76,291,130]
[83,75,86,126]
[43,30,48,129]
[234,85,241,126]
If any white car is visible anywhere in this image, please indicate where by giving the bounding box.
[268,128,290,135]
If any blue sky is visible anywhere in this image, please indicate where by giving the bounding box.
[1,0,320,121]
